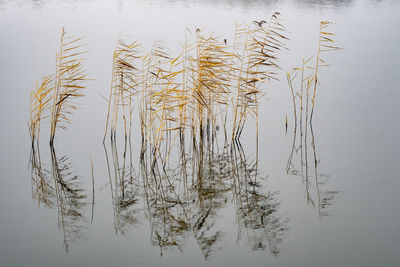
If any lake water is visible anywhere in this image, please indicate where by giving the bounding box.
[1,0,400,266]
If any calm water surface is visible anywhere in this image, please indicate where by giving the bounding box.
[0,0,400,266]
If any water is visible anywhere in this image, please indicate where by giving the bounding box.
[1,0,400,266]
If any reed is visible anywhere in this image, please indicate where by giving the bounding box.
[29,27,87,145]
[232,12,288,140]
[29,75,53,145]
[29,143,89,252]
[191,30,234,148]
[286,21,340,145]
[309,21,340,123]
[50,27,87,145]
[104,39,141,142]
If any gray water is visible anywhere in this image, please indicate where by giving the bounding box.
[1,0,400,266]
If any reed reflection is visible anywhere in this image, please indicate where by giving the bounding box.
[29,144,89,252]
[140,141,232,258]
[104,139,141,235]
[231,141,287,255]
[104,132,288,258]
[286,113,338,216]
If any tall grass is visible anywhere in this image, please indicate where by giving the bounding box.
[101,126,287,257]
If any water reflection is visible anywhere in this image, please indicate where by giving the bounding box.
[30,118,288,257]
[140,143,232,258]
[231,141,288,255]
[286,76,339,217]
[103,135,288,258]
[30,145,89,252]
[30,145,54,208]
[104,140,141,235]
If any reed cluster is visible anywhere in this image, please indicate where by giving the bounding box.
[101,14,291,250]
[29,27,87,146]
[103,13,288,166]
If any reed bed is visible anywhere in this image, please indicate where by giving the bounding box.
[28,16,347,253]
